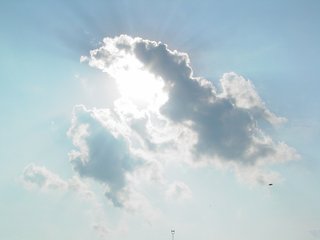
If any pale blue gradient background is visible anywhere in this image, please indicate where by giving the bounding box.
[1,1,320,240]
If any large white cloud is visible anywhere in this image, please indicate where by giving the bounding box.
[80,35,298,176]
[24,34,300,212]
[21,34,299,240]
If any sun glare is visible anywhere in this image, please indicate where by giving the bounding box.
[109,54,167,110]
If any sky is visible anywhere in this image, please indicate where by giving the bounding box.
[1,1,320,240]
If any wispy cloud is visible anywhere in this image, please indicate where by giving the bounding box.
[21,164,109,239]
[310,228,320,239]
[22,163,68,191]
[166,181,192,201]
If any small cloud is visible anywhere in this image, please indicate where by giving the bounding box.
[22,163,96,199]
[80,55,88,63]
[22,164,68,191]
[21,164,110,239]
[234,165,282,186]
[310,228,320,239]
[166,181,192,201]
[92,223,109,240]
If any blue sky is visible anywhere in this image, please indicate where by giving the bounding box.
[1,1,320,240]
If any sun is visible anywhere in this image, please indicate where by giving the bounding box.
[108,54,167,109]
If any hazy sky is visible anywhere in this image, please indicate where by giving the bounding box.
[1,1,320,240]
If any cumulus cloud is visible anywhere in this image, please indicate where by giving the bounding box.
[22,35,300,239]
[25,34,297,218]
[21,34,300,240]
[79,34,298,185]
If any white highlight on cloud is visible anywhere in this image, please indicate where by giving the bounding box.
[220,72,286,125]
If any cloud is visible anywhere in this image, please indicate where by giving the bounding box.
[92,223,109,239]
[24,33,297,215]
[310,228,320,239]
[66,105,162,224]
[80,34,298,185]
[22,163,97,199]
[219,72,286,125]
[20,34,300,240]
[22,163,68,191]
[21,164,110,239]
[234,165,282,185]
[166,181,192,201]
[68,104,145,207]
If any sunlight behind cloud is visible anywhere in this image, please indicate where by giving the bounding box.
[112,56,167,110]
[84,43,168,110]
